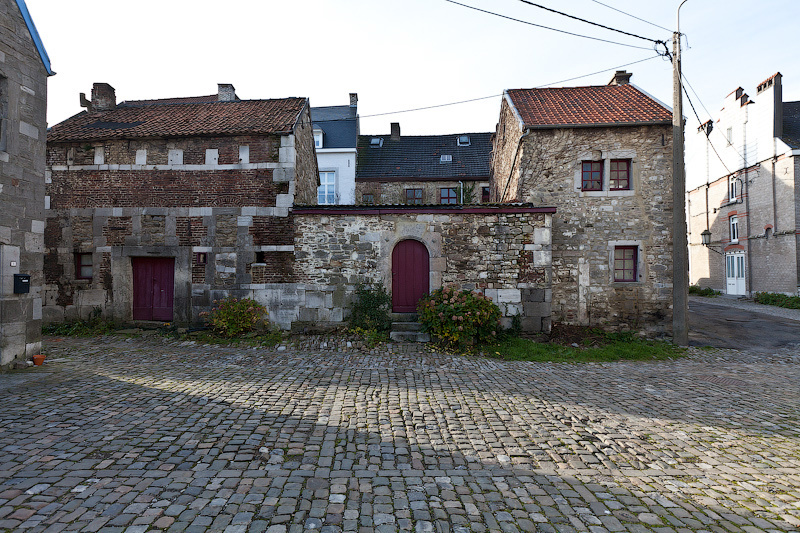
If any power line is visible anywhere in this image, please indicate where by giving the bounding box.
[681,80,734,177]
[588,0,671,33]
[444,0,654,50]
[516,0,659,43]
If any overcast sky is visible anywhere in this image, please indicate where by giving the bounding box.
[27,0,800,187]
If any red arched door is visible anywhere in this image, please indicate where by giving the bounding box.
[392,240,430,313]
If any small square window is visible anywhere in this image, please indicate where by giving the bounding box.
[76,253,93,279]
[481,186,490,203]
[362,194,374,205]
[405,188,423,204]
[196,252,207,265]
[369,138,383,148]
[582,161,603,191]
[613,246,638,282]
[440,155,452,163]
[457,135,470,146]
[440,188,457,204]
[609,159,630,190]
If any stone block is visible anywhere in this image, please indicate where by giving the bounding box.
[305,291,326,309]
[496,289,521,303]
[533,227,551,245]
[523,301,550,317]
[521,317,542,334]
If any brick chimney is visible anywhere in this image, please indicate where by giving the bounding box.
[91,83,116,111]
[608,70,632,86]
[218,84,237,102]
[390,122,400,140]
[349,93,358,107]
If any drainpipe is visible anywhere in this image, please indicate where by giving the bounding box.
[743,106,753,296]
[459,181,464,204]
[501,129,531,202]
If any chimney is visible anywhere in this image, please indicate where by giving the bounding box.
[218,84,237,102]
[90,83,116,111]
[390,122,400,140]
[757,73,783,138]
[608,70,632,86]
[349,93,358,108]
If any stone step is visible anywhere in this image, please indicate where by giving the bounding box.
[390,330,430,343]
[389,312,418,322]
[391,322,423,332]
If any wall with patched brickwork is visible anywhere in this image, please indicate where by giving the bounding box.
[291,207,553,334]
[0,0,48,366]
[354,179,489,205]
[493,115,674,333]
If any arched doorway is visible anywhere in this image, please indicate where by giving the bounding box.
[391,239,430,313]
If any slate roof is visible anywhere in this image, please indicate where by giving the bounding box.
[356,133,492,180]
[506,84,672,128]
[781,101,800,149]
[311,105,358,149]
[47,98,308,142]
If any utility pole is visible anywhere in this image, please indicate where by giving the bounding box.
[672,0,690,345]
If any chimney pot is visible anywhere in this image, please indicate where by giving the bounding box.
[608,70,632,86]
[91,83,116,111]
[218,84,237,102]
[390,122,400,140]
[349,93,358,107]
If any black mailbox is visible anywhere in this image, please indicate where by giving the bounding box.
[13,274,30,294]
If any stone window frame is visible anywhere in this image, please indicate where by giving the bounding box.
[575,149,637,198]
[76,252,93,280]
[607,240,644,284]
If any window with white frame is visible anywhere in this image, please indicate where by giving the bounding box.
[313,130,323,149]
[729,215,739,243]
[317,171,336,204]
[728,176,738,201]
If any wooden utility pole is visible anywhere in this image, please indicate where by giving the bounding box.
[672,2,689,345]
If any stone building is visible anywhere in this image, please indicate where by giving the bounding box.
[43,83,318,329]
[0,0,52,368]
[356,123,492,205]
[491,71,674,333]
[687,73,800,296]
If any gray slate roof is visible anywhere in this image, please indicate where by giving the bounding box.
[782,101,800,149]
[356,132,492,180]
[311,105,358,149]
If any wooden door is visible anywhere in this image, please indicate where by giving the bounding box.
[132,257,175,321]
[391,240,429,313]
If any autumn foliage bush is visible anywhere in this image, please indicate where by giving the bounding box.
[417,286,501,349]
[200,297,267,337]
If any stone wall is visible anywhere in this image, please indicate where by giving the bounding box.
[494,117,674,333]
[291,206,554,334]
[0,1,48,367]
[491,98,524,203]
[355,179,489,205]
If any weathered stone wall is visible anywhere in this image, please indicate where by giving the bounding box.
[354,179,488,205]
[491,98,524,203]
[0,0,48,366]
[291,105,319,205]
[44,125,311,325]
[291,207,553,334]
[499,123,674,333]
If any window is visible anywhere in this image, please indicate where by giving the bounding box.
[440,155,452,163]
[609,159,630,190]
[76,253,93,279]
[362,194,374,205]
[728,176,738,201]
[457,135,470,146]
[313,131,323,149]
[440,188,457,204]
[726,127,733,145]
[581,161,603,191]
[730,215,739,243]
[481,186,490,203]
[405,188,423,204]
[369,137,383,148]
[317,171,336,204]
[196,252,207,265]
[613,246,637,282]
[254,251,266,263]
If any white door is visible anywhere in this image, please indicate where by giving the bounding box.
[725,253,746,295]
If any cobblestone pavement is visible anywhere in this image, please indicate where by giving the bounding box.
[1,336,798,533]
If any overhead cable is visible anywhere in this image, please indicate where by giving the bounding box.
[588,0,671,32]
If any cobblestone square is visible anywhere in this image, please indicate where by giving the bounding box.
[1,335,798,532]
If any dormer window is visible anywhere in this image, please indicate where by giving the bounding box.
[313,130,323,149]
[370,137,383,148]
[440,155,452,163]
[457,135,470,147]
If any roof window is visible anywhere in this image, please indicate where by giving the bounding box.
[457,135,470,146]
[370,137,383,148]
[440,155,452,163]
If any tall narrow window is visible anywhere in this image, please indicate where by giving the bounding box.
[0,76,8,152]
[76,253,93,280]
[317,171,336,205]
[581,161,603,191]
[730,215,739,243]
[728,176,738,201]
[440,188,457,204]
[609,159,631,190]
[405,188,422,204]
[481,186,490,203]
[613,246,638,282]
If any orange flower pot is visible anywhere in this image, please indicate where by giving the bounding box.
[32,354,45,366]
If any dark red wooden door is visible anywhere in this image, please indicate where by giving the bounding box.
[392,240,429,313]
[132,257,175,321]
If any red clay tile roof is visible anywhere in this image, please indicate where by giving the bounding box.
[121,95,219,106]
[47,98,308,142]
[506,85,672,128]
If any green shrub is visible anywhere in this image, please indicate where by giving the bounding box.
[688,285,720,297]
[417,286,501,350]
[349,284,392,332]
[753,292,800,309]
[200,297,268,337]
[42,307,115,336]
